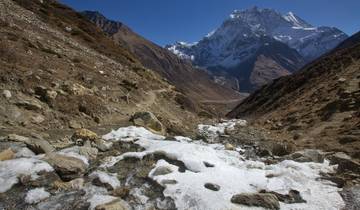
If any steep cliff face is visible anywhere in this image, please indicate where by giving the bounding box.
[228,31,360,158]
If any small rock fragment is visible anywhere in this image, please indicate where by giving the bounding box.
[204,183,220,191]
[231,193,280,210]
[2,90,11,98]
[0,148,15,161]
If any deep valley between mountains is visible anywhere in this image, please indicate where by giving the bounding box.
[0,0,359,210]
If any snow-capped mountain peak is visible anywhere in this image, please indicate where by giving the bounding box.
[283,11,313,28]
[166,7,348,91]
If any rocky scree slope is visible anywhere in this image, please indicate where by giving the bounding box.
[81,11,243,111]
[228,31,360,160]
[0,0,208,137]
[168,7,347,92]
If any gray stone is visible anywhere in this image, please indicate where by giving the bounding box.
[260,189,306,204]
[289,149,325,163]
[151,166,173,176]
[36,191,89,210]
[93,139,113,152]
[15,99,42,110]
[79,146,98,160]
[69,120,82,129]
[44,153,87,181]
[231,193,280,210]
[95,199,130,210]
[6,134,54,154]
[32,115,45,124]
[204,183,220,191]
[328,152,360,173]
[131,111,164,134]
[2,90,11,98]
[340,185,360,210]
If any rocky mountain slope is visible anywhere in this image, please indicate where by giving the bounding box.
[81,11,243,107]
[0,0,216,138]
[228,31,360,159]
[168,7,348,92]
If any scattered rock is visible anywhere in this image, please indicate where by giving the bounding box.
[225,143,235,150]
[112,187,130,198]
[131,111,164,134]
[93,139,113,152]
[204,183,220,191]
[151,166,173,176]
[338,77,347,83]
[35,191,90,210]
[65,83,92,96]
[79,146,98,160]
[44,153,87,181]
[231,193,280,210]
[288,149,325,163]
[52,178,84,191]
[338,135,358,144]
[2,90,11,98]
[259,189,306,204]
[35,86,57,105]
[328,152,360,173]
[6,134,54,154]
[32,115,45,124]
[6,134,30,142]
[95,198,130,210]
[272,142,293,156]
[340,185,360,210]
[69,120,82,129]
[72,128,98,143]
[203,161,215,168]
[0,148,15,161]
[15,99,42,110]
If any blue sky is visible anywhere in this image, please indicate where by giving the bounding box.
[61,0,360,46]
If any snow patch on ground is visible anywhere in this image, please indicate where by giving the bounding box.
[89,170,120,189]
[25,187,50,204]
[103,126,165,142]
[102,123,345,210]
[0,158,54,193]
[87,194,118,210]
[57,146,89,165]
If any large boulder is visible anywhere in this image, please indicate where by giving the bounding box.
[328,152,360,173]
[95,199,130,210]
[44,153,87,181]
[130,112,164,134]
[288,149,325,163]
[15,99,42,111]
[6,134,54,154]
[231,193,280,210]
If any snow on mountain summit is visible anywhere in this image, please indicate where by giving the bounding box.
[168,7,347,62]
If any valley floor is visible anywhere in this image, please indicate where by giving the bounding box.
[1,119,359,210]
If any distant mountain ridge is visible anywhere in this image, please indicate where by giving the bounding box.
[167,7,348,92]
[82,11,243,112]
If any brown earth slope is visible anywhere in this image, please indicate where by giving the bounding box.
[0,0,211,138]
[228,31,360,159]
[81,11,243,106]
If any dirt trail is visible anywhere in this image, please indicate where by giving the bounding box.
[136,88,169,108]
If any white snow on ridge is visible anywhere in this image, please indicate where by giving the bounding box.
[102,122,345,210]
